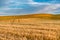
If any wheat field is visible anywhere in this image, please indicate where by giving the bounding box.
[0,14,60,40]
[0,17,60,40]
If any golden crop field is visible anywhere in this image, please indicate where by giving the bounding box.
[0,14,60,40]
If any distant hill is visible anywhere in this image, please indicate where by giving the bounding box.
[0,13,60,20]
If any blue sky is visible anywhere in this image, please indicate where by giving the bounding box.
[0,0,60,15]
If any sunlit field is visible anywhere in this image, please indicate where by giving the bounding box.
[0,14,60,40]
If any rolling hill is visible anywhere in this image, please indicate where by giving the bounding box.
[0,13,60,20]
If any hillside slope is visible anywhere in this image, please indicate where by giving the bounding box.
[0,13,60,20]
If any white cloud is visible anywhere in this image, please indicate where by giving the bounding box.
[0,12,8,16]
[4,0,51,7]
[0,7,23,11]
[37,4,60,14]
[0,0,60,15]
[27,0,51,6]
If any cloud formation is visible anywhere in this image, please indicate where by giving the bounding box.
[38,4,60,14]
[0,0,60,15]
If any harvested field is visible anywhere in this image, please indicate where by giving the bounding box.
[0,14,60,40]
[0,18,60,40]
